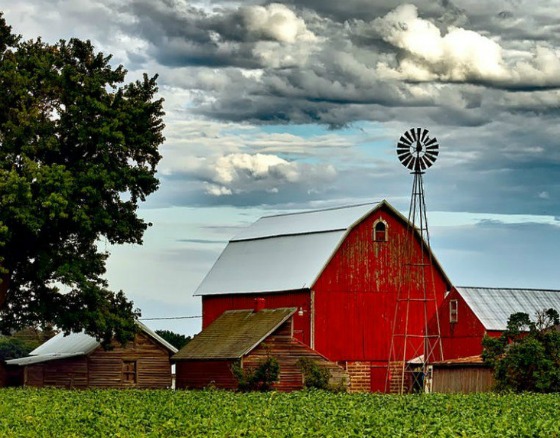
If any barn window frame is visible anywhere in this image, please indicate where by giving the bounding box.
[122,359,137,384]
[449,299,459,323]
[373,218,388,242]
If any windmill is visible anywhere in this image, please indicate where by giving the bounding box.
[387,128,444,394]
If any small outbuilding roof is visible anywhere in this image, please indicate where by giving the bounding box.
[456,287,560,331]
[6,321,177,366]
[173,307,296,360]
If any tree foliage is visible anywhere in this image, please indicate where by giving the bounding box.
[155,329,191,350]
[0,13,165,344]
[482,308,560,392]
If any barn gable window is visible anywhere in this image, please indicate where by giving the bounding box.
[373,219,388,242]
[449,299,458,323]
[123,360,137,384]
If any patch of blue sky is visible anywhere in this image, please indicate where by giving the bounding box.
[429,211,560,227]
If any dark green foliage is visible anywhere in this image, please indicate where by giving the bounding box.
[297,357,330,389]
[231,357,280,392]
[155,330,191,350]
[0,13,165,345]
[482,308,560,392]
[0,337,38,360]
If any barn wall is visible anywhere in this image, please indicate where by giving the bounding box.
[432,366,495,393]
[243,320,348,392]
[24,364,45,387]
[88,331,172,389]
[436,288,491,359]
[175,360,237,390]
[202,291,312,345]
[313,205,450,363]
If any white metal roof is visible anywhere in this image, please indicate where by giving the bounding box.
[195,203,380,296]
[232,203,377,241]
[456,287,560,331]
[6,321,177,366]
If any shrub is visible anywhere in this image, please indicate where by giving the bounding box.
[231,357,279,392]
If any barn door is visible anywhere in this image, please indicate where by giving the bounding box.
[370,363,388,393]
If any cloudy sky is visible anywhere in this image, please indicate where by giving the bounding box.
[2,0,560,335]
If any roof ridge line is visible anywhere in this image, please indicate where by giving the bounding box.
[259,202,380,219]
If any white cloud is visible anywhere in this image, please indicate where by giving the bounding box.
[241,3,316,43]
[372,4,560,89]
[182,152,337,197]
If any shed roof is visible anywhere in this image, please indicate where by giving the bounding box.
[6,321,177,366]
[456,287,560,331]
[173,307,296,360]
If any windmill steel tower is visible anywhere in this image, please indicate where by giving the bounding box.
[387,128,444,394]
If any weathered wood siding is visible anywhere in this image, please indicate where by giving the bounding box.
[0,363,23,387]
[21,332,173,389]
[87,332,173,389]
[432,366,495,393]
[243,321,348,392]
[175,360,237,390]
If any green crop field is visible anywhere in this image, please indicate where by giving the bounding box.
[0,389,559,437]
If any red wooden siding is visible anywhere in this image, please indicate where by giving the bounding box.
[175,360,237,390]
[436,288,495,359]
[202,291,312,345]
[313,206,449,363]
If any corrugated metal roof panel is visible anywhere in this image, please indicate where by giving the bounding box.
[8,321,177,366]
[30,331,100,356]
[195,231,346,296]
[457,287,560,331]
[232,203,377,241]
[6,352,85,366]
[173,308,296,360]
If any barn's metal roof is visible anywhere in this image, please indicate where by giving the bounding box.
[456,287,560,331]
[195,203,380,296]
[6,321,177,366]
[172,308,296,360]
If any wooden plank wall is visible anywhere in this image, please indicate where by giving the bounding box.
[244,321,348,392]
[88,332,172,389]
[22,332,173,389]
[432,366,494,393]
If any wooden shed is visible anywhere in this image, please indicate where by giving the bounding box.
[189,200,452,392]
[5,322,177,389]
[173,306,347,391]
[431,355,494,393]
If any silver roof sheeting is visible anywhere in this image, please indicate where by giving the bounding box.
[457,287,560,331]
[30,331,100,356]
[195,203,379,296]
[6,321,177,366]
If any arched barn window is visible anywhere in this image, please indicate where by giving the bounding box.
[373,219,388,242]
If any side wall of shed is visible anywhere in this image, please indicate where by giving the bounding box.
[24,357,88,388]
[175,360,237,390]
[432,366,495,393]
[87,332,172,389]
[243,320,348,392]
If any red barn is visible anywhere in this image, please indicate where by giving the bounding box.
[181,200,452,392]
[439,286,560,359]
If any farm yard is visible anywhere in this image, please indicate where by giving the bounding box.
[0,389,559,437]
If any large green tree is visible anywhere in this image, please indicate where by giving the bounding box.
[0,14,165,344]
[482,309,560,393]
